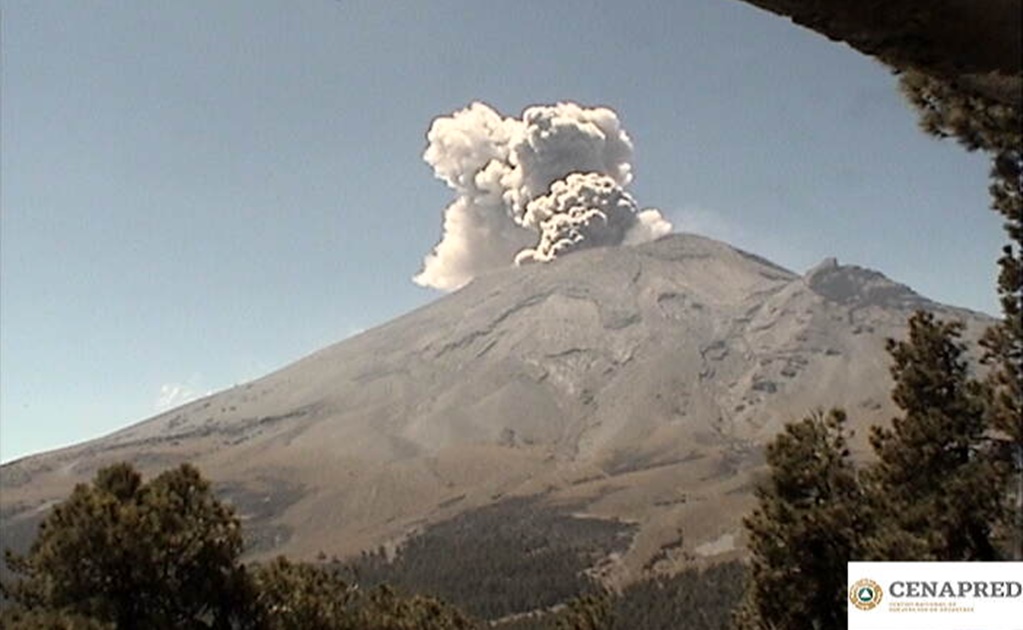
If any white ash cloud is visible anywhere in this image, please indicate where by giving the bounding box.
[415,102,671,291]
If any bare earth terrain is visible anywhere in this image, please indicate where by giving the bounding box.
[0,234,992,583]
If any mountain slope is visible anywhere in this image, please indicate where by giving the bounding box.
[0,234,992,580]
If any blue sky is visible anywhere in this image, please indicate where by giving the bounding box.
[0,0,1004,462]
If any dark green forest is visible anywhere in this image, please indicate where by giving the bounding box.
[337,497,634,620]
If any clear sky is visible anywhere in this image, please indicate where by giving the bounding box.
[0,0,1004,462]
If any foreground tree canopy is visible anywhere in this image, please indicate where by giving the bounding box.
[737,311,1015,629]
[2,463,247,629]
[733,409,868,629]
[1,463,474,630]
[898,31,1022,559]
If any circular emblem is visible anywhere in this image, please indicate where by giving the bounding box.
[849,578,883,611]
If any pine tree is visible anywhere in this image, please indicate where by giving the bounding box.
[2,463,248,629]
[733,409,869,630]
[3,462,479,629]
[0,607,115,630]
[900,69,1023,558]
[866,311,1004,561]
[554,593,613,630]
[735,314,1010,628]
[249,556,358,630]
[980,131,1023,560]
[352,584,478,630]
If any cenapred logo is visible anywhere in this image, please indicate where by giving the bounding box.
[850,578,883,611]
[849,562,1023,629]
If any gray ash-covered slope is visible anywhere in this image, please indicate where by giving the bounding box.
[0,234,992,579]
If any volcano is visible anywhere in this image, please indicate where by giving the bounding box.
[0,234,992,580]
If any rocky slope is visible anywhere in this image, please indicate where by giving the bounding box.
[0,234,992,581]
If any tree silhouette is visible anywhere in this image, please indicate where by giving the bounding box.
[2,462,479,629]
[733,409,869,629]
[866,311,1004,561]
[900,70,1022,558]
[3,463,248,629]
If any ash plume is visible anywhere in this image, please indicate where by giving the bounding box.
[414,102,671,290]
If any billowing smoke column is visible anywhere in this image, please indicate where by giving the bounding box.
[414,102,672,291]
